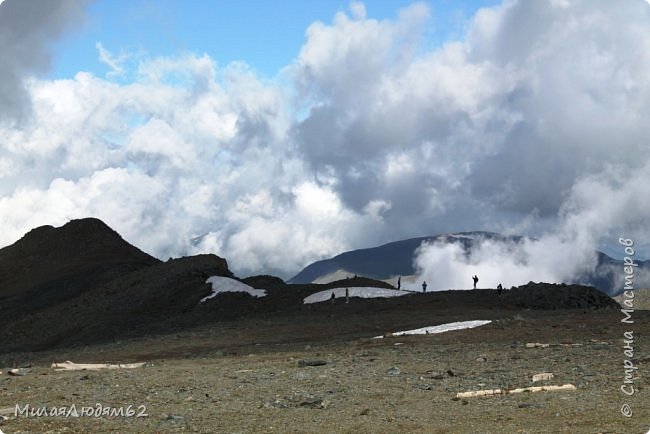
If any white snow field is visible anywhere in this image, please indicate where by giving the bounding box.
[303,287,411,304]
[373,320,492,339]
[200,276,267,303]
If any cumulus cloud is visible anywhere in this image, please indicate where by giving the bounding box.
[0,0,89,122]
[413,159,650,290]
[0,49,386,277]
[0,1,649,281]
[410,0,650,289]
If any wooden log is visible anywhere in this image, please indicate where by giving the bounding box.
[0,406,15,422]
[0,406,15,416]
[508,384,576,394]
[455,383,576,399]
[525,342,550,348]
[456,388,505,398]
[51,361,146,371]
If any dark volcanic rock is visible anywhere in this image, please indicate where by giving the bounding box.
[1,253,234,352]
[92,254,233,313]
[501,282,619,310]
[0,218,159,319]
[242,275,286,289]
[0,219,237,353]
[0,219,622,355]
[324,276,395,290]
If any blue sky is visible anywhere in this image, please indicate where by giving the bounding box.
[51,0,500,80]
[1,0,649,283]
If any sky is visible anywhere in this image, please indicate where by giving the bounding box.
[1,0,649,284]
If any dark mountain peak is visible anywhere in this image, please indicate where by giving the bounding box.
[18,224,55,241]
[16,218,112,247]
[61,217,115,233]
[0,217,160,306]
[9,217,150,259]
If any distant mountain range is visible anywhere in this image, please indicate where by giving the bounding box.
[289,232,514,283]
[288,231,649,296]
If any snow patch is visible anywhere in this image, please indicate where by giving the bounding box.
[303,286,411,304]
[200,276,267,303]
[373,320,492,339]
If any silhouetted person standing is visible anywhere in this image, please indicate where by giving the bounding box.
[472,275,479,289]
[497,283,503,295]
[331,292,335,304]
[422,281,427,293]
[345,288,349,304]
[397,276,401,290]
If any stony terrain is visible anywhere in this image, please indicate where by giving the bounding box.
[0,306,648,434]
[1,218,648,433]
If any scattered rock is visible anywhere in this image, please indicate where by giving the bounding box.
[532,373,554,382]
[592,344,609,351]
[299,397,329,409]
[161,414,184,422]
[525,343,549,348]
[386,367,400,376]
[264,393,329,409]
[476,354,488,362]
[8,368,30,376]
[359,408,370,416]
[297,359,327,367]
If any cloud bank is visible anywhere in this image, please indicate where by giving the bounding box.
[0,0,89,121]
[0,0,649,280]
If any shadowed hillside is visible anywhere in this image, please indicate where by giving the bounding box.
[0,218,159,320]
[0,219,620,354]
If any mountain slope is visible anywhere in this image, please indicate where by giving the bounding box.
[0,220,624,354]
[289,232,649,296]
[289,232,523,284]
[0,218,238,352]
[614,287,650,310]
[2,253,234,352]
[0,218,160,318]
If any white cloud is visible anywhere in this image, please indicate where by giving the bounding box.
[0,0,89,120]
[1,0,649,282]
[413,161,650,290]
[96,42,128,78]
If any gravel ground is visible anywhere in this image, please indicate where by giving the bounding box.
[1,308,648,433]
